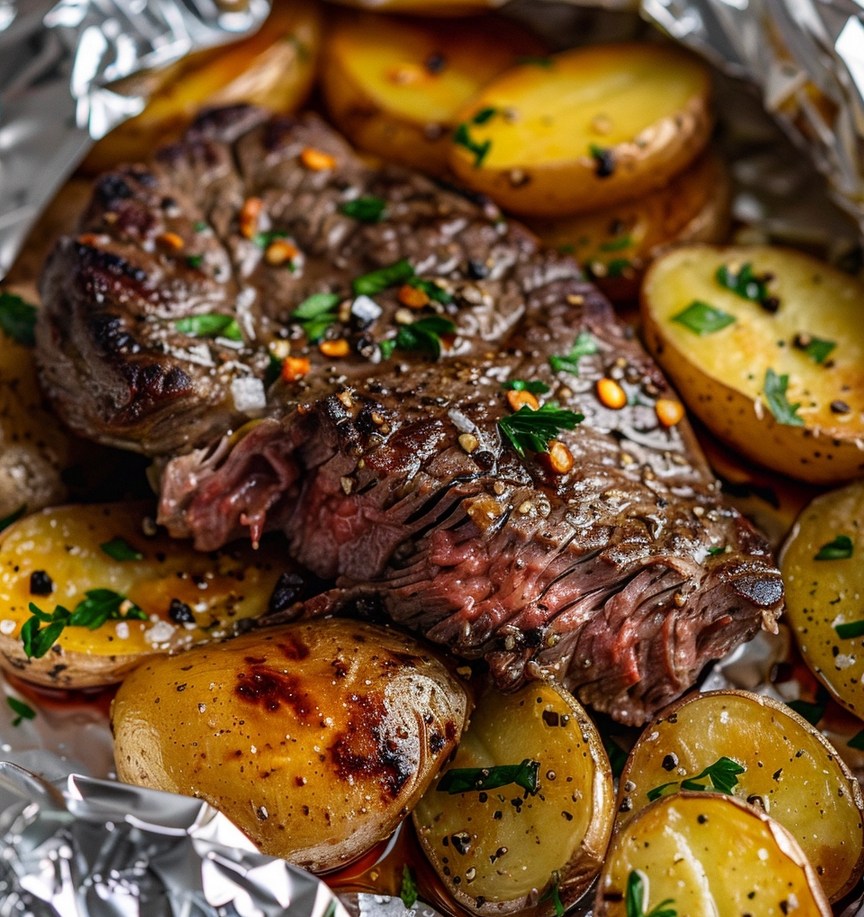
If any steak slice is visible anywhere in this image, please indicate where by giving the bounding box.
[38,107,784,724]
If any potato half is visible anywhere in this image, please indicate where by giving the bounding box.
[112,620,471,872]
[595,793,832,916]
[413,679,614,915]
[641,244,864,483]
[321,12,544,176]
[616,689,864,901]
[448,42,713,217]
[0,502,290,688]
[781,479,864,720]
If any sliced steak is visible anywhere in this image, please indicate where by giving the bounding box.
[38,107,784,724]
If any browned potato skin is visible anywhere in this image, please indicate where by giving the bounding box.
[112,620,471,872]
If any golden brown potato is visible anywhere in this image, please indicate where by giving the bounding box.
[529,151,730,303]
[321,11,545,176]
[84,0,322,173]
[112,620,471,872]
[595,793,832,916]
[641,244,864,483]
[616,689,864,901]
[413,680,614,915]
[781,479,864,720]
[447,43,713,217]
[0,502,289,688]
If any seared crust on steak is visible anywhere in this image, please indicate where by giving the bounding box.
[38,106,784,724]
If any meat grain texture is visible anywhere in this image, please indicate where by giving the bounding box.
[37,106,783,724]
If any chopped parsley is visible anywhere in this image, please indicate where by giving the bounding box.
[707,546,727,556]
[848,729,864,751]
[175,313,243,342]
[787,697,826,725]
[340,196,387,223]
[400,865,418,909]
[549,332,598,375]
[834,619,864,639]
[589,144,615,178]
[471,106,498,125]
[100,537,143,562]
[498,403,583,458]
[252,229,288,249]
[453,109,496,167]
[437,759,540,795]
[22,590,147,659]
[379,315,455,360]
[0,291,37,346]
[800,336,836,365]
[646,756,745,802]
[599,235,632,252]
[193,220,209,233]
[185,254,203,269]
[763,368,803,426]
[291,292,341,342]
[502,379,550,394]
[602,734,628,779]
[539,875,564,917]
[626,870,677,917]
[406,277,453,305]
[716,262,777,310]
[671,300,735,335]
[815,534,853,561]
[353,259,415,297]
[7,696,36,727]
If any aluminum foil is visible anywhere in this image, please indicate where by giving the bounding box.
[0,0,271,280]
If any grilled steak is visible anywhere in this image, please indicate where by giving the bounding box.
[37,106,784,724]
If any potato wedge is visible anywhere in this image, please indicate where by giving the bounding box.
[529,151,730,303]
[0,503,292,689]
[83,0,322,173]
[447,43,712,217]
[595,793,832,916]
[641,244,864,483]
[413,679,614,915]
[781,479,864,721]
[616,689,864,901]
[112,620,470,872]
[321,12,544,176]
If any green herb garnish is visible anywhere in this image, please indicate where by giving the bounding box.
[453,118,493,168]
[100,537,143,562]
[848,729,864,751]
[787,698,827,725]
[626,870,677,917]
[175,314,243,342]
[589,144,615,177]
[193,220,209,233]
[379,315,456,360]
[353,259,415,297]
[252,229,288,249]
[502,379,550,394]
[185,254,203,269]
[340,196,388,223]
[549,332,598,375]
[802,337,836,365]
[498,403,583,458]
[671,300,736,335]
[437,758,540,795]
[471,106,498,125]
[835,619,864,639]
[22,590,147,659]
[602,734,628,779]
[400,865,418,909]
[7,696,36,727]
[599,235,632,252]
[646,756,745,802]
[716,262,773,305]
[815,534,853,561]
[407,277,453,305]
[0,291,37,346]
[763,368,803,426]
[707,546,727,556]
[539,875,564,917]
[0,506,25,534]
[291,292,342,342]
[606,258,633,278]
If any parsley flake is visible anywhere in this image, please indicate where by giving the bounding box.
[502,379,550,394]
[379,315,455,360]
[763,368,803,426]
[437,759,540,795]
[800,336,836,365]
[353,259,415,297]
[400,865,418,909]
[646,756,745,802]
[0,291,37,346]
[672,300,736,335]
[626,870,677,917]
[549,332,598,375]
[834,619,864,639]
[787,698,826,725]
[848,729,864,751]
[539,875,564,917]
[100,537,144,562]
[7,696,36,727]
[498,403,583,458]
[175,314,243,342]
[716,262,777,310]
[291,292,342,342]
[340,196,387,223]
[453,112,494,168]
[815,534,853,561]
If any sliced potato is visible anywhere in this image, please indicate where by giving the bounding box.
[529,151,730,303]
[447,43,712,217]
[641,244,864,483]
[112,620,471,872]
[616,689,864,901]
[321,12,544,176]
[0,502,291,688]
[781,479,864,721]
[84,0,322,172]
[413,679,614,915]
[595,793,832,916]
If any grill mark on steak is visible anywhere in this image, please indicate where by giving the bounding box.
[37,107,784,724]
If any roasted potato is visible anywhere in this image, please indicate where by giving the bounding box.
[321,12,545,176]
[0,502,290,688]
[447,43,713,217]
[781,478,864,720]
[641,244,864,483]
[413,679,614,915]
[111,620,471,872]
[84,0,322,173]
[529,151,730,303]
[595,793,832,916]
[616,689,864,901]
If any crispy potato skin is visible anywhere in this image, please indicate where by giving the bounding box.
[641,244,864,483]
[112,620,471,872]
[448,43,713,217]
